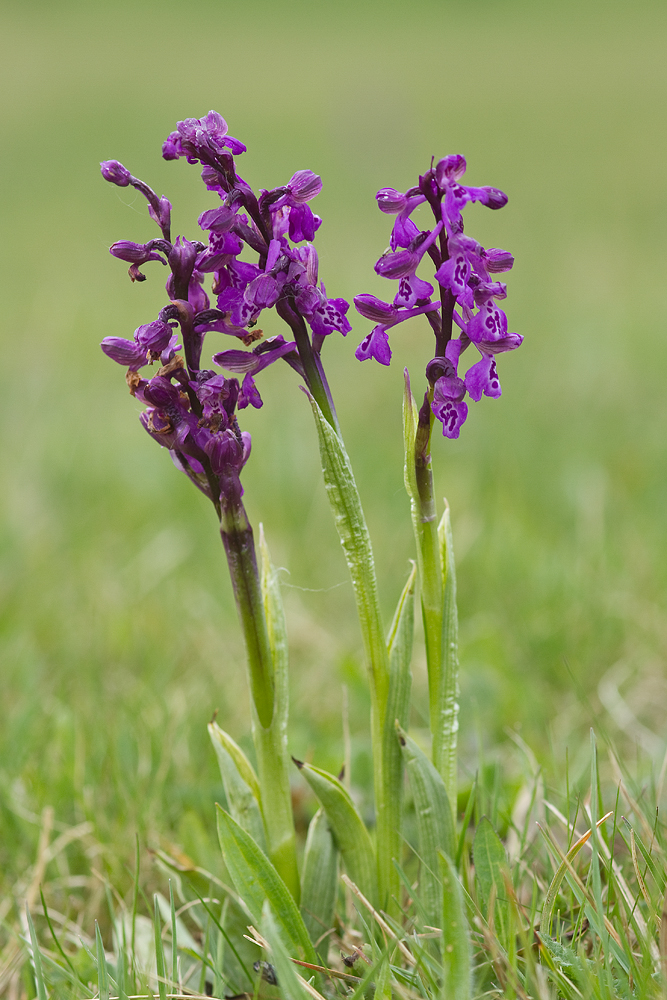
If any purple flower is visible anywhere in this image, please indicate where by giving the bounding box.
[434,155,508,234]
[101,336,148,371]
[109,241,169,266]
[430,341,468,439]
[165,111,247,164]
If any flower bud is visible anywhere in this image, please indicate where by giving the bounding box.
[100,160,131,186]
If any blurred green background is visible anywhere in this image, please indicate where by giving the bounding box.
[1,0,666,886]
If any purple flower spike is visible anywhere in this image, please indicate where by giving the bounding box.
[101,160,131,186]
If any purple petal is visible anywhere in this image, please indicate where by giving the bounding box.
[432,371,466,404]
[376,187,407,214]
[485,247,514,272]
[354,294,397,323]
[101,337,147,370]
[435,155,467,186]
[390,216,419,251]
[213,337,297,374]
[134,320,174,353]
[375,249,419,280]
[238,373,263,409]
[432,398,468,438]
[198,206,236,232]
[110,241,167,265]
[393,274,434,309]
[287,169,322,203]
[464,354,501,401]
[467,301,508,344]
[354,327,391,365]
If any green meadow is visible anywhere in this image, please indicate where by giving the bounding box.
[1,0,666,986]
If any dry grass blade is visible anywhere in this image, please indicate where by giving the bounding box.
[341,874,415,966]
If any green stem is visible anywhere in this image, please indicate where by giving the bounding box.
[404,375,458,816]
[220,499,299,898]
[307,399,396,912]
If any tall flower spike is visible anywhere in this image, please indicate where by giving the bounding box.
[354,153,522,438]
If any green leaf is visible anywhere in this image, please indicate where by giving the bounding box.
[378,562,416,914]
[294,760,378,905]
[386,562,416,726]
[209,721,266,850]
[397,725,455,929]
[256,525,300,902]
[216,806,316,962]
[261,901,311,1000]
[472,817,508,926]
[153,895,167,1000]
[259,524,289,735]
[439,852,471,1000]
[300,808,339,948]
[307,395,389,705]
[436,504,459,815]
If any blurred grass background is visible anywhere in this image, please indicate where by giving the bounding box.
[1,0,666,897]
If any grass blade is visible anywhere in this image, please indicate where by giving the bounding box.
[153,895,167,1000]
[25,905,48,1000]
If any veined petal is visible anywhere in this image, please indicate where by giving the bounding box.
[435,154,467,186]
[376,187,407,213]
[101,337,147,370]
[354,294,396,323]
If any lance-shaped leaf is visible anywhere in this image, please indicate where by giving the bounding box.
[259,525,289,735]
[472,817,508,928]
[439,852,471,1000]
[294,760,378,905]
[436,504,459,816]
[377,562,416,913]
[216,806,316,962]
[397,725,455,929]
[255,526,300,900]
[209,722,265,850]
[300,808,338,948]
[261,902,322,1000]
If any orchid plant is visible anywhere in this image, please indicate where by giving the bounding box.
[100,111,521,995]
